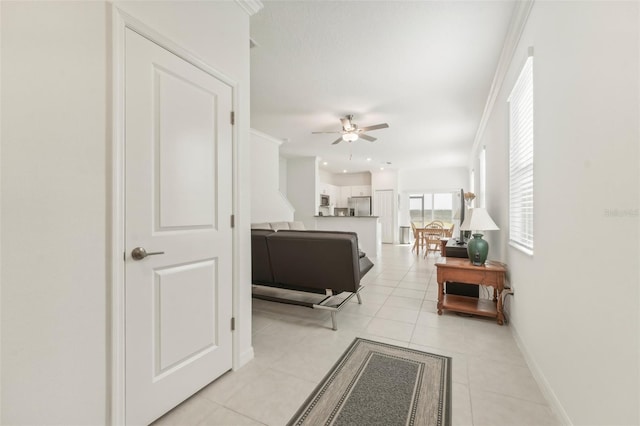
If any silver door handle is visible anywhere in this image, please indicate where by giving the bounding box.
[131,247,165,260]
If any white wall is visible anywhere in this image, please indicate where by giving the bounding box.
[318,168,333,185]
[250,130,294,223]
[331,171,371,186]
[0,1,254,424]
[286,157,318,228]
[398,167,468,194]
[279,156,288,196]
[398,167,469,227]
[470,2,639,424]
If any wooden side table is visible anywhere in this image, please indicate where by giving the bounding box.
[439,238,449,257]
[435,257,507,325]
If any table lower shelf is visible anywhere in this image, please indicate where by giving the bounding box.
[440,294,497,318]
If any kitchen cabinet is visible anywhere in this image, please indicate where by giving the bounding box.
[333,185,372,207]
[319,183,339,206]
[320,184,372,208]
[351,185,371,196]
[338,186,352,207]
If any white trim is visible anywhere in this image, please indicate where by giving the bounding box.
[470,0,535,159]
[509,241,534,256]
[234,0,264,16]
[237,347,255,369]
[111,8,242,425]
[0,3,3,422]
[510,324,573,425]
[110,9,126,425]
[251,128,283,146]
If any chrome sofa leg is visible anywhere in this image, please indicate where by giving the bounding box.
[356,293,362,304]
[331,312,337,331]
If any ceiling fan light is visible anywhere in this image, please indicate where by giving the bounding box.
[342,133,358,142]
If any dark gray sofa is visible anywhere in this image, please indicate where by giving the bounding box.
[251,229,374,329]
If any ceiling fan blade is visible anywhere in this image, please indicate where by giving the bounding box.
[359,123,389,132]
[312,131,341,134]
[359,134,377,142]
[331,137,343,145]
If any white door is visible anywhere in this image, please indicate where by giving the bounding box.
[375,190,395,243]
[125,29,233,425]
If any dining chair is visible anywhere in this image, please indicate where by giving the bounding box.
[423,221,444,257]
[410,222,425,254]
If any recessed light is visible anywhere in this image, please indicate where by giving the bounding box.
[380,167,385,170]
[323,161,328,166]
[343,169,347,173]
[366,158,372,162]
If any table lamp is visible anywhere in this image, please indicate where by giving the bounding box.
[459,208,499,266]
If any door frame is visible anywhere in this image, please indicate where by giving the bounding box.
[110,9,240,425]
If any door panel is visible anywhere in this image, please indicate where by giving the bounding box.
[124,28,233,425]
[156,260,217,372]
[156,67,217,229]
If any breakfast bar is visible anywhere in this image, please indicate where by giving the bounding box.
[314,215,381,258]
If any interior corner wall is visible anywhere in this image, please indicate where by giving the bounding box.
[1,1,253,424]
[471,2,639,424]
[1,2,109,423]
[286,157,318,228]
[250,131,294,223]
[279,156,288,196]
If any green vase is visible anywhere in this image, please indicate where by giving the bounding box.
[467,233,489,266]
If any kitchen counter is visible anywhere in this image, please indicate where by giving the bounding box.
[314,216,380,258]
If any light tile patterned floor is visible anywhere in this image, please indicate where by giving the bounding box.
[153,244,561,426]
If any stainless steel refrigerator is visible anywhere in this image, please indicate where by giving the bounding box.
[348,196,372,216]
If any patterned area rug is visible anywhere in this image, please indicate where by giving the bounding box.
[288,338,451,426]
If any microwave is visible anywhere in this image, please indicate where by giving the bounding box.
[320,194,330,206]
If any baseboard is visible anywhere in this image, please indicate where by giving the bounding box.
[236,346,255,370]
[510,321,573,426]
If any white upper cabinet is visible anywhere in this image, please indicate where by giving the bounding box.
[351,185,371,196]
[338,186,352,207]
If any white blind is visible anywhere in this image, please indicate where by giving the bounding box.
[508,56,534,253]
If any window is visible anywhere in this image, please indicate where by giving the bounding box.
[409,196,424,225]
[469,169,475,202]
[409,193,454,225]
[508,55,534,253]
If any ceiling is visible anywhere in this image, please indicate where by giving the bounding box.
[250,1,516,175]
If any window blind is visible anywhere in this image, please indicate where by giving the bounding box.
[508,56,534,253]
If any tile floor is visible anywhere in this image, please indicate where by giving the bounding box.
[153,244,561,426]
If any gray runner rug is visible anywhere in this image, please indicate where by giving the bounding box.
[288,338,451,426]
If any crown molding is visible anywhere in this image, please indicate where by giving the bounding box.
[470,0,535,159]
[235,0,264,16]
[251,128,283,146]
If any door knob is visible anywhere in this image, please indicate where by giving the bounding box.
[131,247,165,260]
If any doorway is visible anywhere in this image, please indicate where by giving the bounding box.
[114,23,236,425]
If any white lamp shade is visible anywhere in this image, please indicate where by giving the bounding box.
[342,133,358,142]
[460,208,499,232]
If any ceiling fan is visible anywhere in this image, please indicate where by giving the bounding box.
[312,115,389,145]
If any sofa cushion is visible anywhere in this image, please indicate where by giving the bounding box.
[270,222,291,231]
[251,223,272,230]
[251,229,276,284]
[288,221,306,230]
